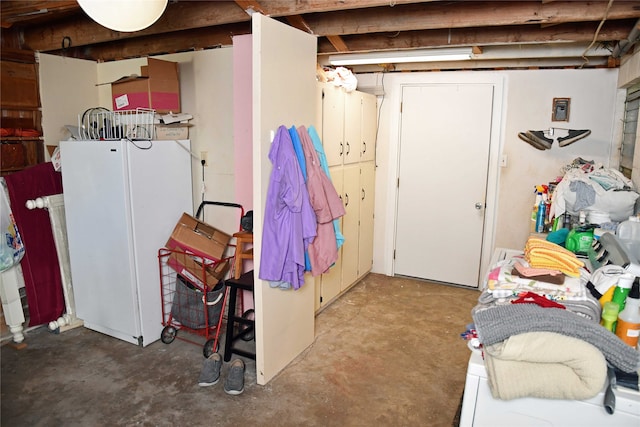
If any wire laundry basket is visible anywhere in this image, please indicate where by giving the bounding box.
[78,107,155,140]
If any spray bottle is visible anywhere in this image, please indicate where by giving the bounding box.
[615,279,640,348]
[611,273,635,312]
[531,185,548,233]
[535,195,547,233]
[531,190,542,233]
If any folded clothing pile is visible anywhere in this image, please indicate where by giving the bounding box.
[471,303,640,400]
[473,304,640,374]
[472,242,640,401]
[483,331,607,400]
[525,237,584,277]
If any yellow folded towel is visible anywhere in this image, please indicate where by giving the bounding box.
[524,237,584,277]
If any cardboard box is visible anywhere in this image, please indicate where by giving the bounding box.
[167,250,230,290]
[111,58,180,114]
[155,123,190,140]
[166,213,231,261]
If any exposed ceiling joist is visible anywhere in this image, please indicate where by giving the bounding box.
[1,1,638,71]
[234,0,266,15]
[302,1,640,37]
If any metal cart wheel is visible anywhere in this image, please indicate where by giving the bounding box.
[240,309,255,341]
[203,338,219,358]
[161,326,177,344]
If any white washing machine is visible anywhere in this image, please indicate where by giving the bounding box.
[459,349,640,426]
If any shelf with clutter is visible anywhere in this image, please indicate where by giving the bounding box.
[1,50,45,176]
[459,157,640,426]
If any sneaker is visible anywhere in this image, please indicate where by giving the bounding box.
[518,132,548,150]
[224,359,245,395]
[525,130,553,149]
[198,352,222,387]
[558,129,591,147]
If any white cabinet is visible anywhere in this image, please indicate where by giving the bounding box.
[360,93,377,163]
[339,162,375,290]
[358,162,375,277]
[321,83,345,167]
[343,91,361,165]
[321,83,377,167]
[315,82,377,311]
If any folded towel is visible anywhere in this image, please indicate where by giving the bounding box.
[484,332,607,400]
[472,304,640,373]
[524,237,584,277]
[487,257,589,301]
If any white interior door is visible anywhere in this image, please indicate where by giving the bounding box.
[394,84,493,287]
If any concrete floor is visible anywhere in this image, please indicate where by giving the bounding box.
[1,273,479,427]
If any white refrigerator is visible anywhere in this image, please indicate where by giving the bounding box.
[60,139,193,346]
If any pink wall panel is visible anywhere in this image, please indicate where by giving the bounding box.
[232,35,255,286]
[233,34,253,212]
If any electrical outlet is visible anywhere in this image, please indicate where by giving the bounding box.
[201,151,208,166]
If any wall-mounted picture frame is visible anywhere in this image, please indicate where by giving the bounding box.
[552,97,570,122]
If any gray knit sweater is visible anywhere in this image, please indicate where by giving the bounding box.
[472,304,640,373]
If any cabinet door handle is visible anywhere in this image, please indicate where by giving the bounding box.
[344,193,349,206]
[361,188,365,201]
[362,141,366,155]
[345,142,350,155]
[339,142,343,156]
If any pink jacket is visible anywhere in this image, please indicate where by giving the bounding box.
[297,126,346,276]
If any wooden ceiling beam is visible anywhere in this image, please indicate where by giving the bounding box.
[234,0,267,15]
[326,35,349,52]
[23,0,636,53]
[19,0,433,52]
[286,15,314,34]
[304,1,640,36]
[284,14,349,53]
[227,0,436,15]
[47,22,251,63]
[317,21,633,54]
[21,1,251,53]
[0,1,78,27]
[12,0,639,63]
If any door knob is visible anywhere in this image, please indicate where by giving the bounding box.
[475,202,483,210]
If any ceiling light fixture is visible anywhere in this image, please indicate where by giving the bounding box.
[78,0,168,32]
[328,47,474,66]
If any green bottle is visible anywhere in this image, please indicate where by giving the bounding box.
[601,301,620,333]
[611,273,635,312]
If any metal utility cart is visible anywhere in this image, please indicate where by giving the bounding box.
[158,201,244,357]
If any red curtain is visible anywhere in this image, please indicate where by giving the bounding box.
[4,162,64,326]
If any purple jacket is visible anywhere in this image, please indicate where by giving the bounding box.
[259,125,317,289]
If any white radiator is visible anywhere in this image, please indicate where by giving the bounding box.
[26,194,83,333]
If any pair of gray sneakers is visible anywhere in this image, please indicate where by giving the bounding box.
[198,353,245,395]
[519,129,591,150]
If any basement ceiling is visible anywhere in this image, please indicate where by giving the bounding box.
[1,0,640,72]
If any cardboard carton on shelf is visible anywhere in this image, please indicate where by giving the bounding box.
[166,212,232,262]
[154,112,192,140]
[155,123,191,140]
[111,58,180,114]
